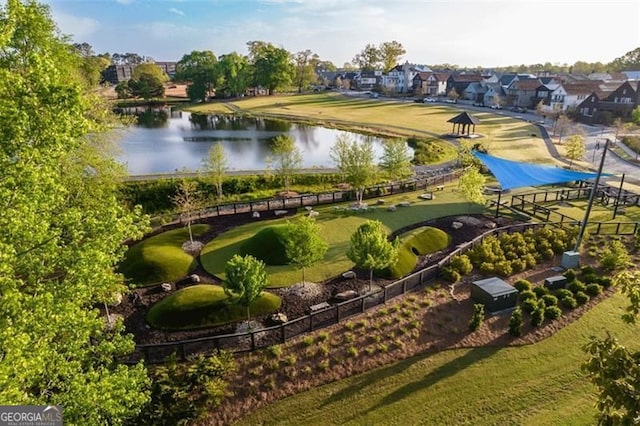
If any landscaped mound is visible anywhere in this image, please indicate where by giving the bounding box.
[239,225,291,265]
[383,226,451,278]
[146,284,282,330]
[118,225,210,287]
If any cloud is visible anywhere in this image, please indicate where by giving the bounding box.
[115,0,135,4]
[169,7,185,16]
[51,11,100,39]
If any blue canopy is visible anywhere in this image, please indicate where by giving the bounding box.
[472,151,610,190]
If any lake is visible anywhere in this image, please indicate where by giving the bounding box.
[115,108,389,175]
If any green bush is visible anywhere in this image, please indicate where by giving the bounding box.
[575,291,590,305]
[533,286,549,298]
[440,266,461,283]
[531,307,545,327]
[469,304,485,331]
[580,265,595,276]
[581,273,599,284]
[449,254,473,275]
[599,239,631,271]
[519,290,537,302]
[521,298,538,315]
[561,296,578,309]
[544,305,562,321]
[513,279,532,293]
[598,277,613,288]
[568,280,587,294]
[509,307,524,337]
[541,294,558,307]
[555,289,573,299]
[585,283,604,297]
[563,269,577,283]
[239,225,291,265]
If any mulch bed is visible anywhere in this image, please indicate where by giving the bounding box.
[112,213,518,346]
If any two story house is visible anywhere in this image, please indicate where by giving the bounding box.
[576,80,640,124]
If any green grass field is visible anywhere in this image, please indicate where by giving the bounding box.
[189,93,552,165]
[118,224,210,287]
[200,188,485,287]
[237,292,640,425]
[146,284,281,330]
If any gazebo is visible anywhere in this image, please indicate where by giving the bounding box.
[447,111,480,136]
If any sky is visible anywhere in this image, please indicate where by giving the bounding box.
[42,0,640,68]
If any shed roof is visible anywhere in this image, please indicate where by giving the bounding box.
[472,277,517,297]
[447,111,480,125]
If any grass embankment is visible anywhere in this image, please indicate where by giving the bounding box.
[237,291,640,425]
[146,284,281,330]
[189,92,551,165]
[386,227,451,278]
[201,187,484,287]
[119,225,210,287]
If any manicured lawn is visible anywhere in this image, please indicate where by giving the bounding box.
[200,187,485,287]
[146,284,281,330]
[237,292,640,425]
[119,225,210,287]
[190,93,553,166]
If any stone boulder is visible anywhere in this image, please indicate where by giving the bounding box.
[266,312,288,326]
[484,221,497,229]
[190,274,200,283]
[161,282,173,292]
[451,221,463,230]
[108,293,123,307]
[342,270,356,279]
[333,290,358,302]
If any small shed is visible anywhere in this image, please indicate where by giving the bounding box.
[471,277,518,313]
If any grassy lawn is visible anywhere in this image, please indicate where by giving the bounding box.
[119,224,210,287]
[200,187,485,287]
[189,93,552,165]
[237,292,640,425]
[146,284,281,330]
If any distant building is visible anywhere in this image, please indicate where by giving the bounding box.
[101,61,177,85]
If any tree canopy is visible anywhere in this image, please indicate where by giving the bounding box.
[224,254,269,323]
[347,220,398,290]
[176,50,219,102]
[247,41,294,95]
[330,134,378,205]
[268,135,302,194]
[0,0,150,422]
[128,62,168,100]
[284,216,328,283]
[379,139,413,182]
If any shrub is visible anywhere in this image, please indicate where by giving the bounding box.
[568,280,587,294]
[519,290,537,302]
[563,269,577,283]
[575,291,590,305]
[599,239,631,271]
[533,286,549,298]
[580,265,595,276]
[581,273,599,284]
[561,296,578,309]
[469,304,485,331]
[440,266,461,283]
[449,254,473,275]
[541,294,558,307]
[555,289,573,299]
[347,346,359,358]
[544,305,562,320]
[267,345,282,359]
[302,336,314,347]
[522,298,538,315]
[317,332,329,343]
[509,307,524,337]
[531,307,545,327]
[494,260,513,277]
[513,279,533,292]
[598,277,613,288]
[586,283,604,297]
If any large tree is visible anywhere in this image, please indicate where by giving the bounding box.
[459,166,487,208]
[609,47,640,71]
[379,40,406,72]
[379,138,413,182]
[217,52,250,98]
[352,43,381,71]
[293,49,319,93]
[330,134,378,205]
[565,134,586,168]
[268,135,302,195]
[128,62,168,101]
[347,220,398,291]
[175,50,219,102]
[247,41,294,95]
[203,142,228,199]
[223,254,269,323]
[170,179,203,244]
[0,0,150,423]
[284,216,328,283]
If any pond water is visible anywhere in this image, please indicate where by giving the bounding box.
[115,108,390,175]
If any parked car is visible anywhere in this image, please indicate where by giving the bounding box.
[511,106,526,113]
[424,97,437,103]
[414,98,425,103]
[490,104,502,110]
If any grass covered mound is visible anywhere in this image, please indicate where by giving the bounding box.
[240,225,291,265]
[146,284,282,330]
[383,226,451,278]
[119,224,210,287]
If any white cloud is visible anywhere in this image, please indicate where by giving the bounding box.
[51,11,100,40]
[169,7,185,16]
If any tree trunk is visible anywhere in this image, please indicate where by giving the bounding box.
[246,305,251,325]
[187,221,194,243]
[302,266,306,284]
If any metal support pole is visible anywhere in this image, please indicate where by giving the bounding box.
[574,139,608,252]
[612,173,625,220]
[495,191,502,218]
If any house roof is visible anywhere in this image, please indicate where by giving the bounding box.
[447,112,480,125]
[622,70,640,80]
[498,73,518,86]
[562,81,603,95]
[432,72,450,81]
[450,74,484,82]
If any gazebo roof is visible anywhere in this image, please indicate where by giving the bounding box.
[447,111,480,125]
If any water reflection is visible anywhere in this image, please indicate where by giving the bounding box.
[116,108,394,175]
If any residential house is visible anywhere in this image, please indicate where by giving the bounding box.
[446,73,484,98]
[412,71,449,96]
[576,80,640,124]
[102,61,177,85]
[506,79,542,108]
[383,62,429,93]
[550,80,603,112]
[483,83,506,107]
[588,72,628,82]
[355,70,382,90]
[622,70,640,81]
[463,82,486,103]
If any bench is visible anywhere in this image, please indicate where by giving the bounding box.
[436,185,445,191]
[274,210,288,216]
[309,302,330,312]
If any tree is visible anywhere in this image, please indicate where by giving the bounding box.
[631,107,640,126]
[509,307,524,337]
[0,0,150,422]
[554,114,572,143]
[284,216,328,283]
[469,304,485,331]
[73,42,111,87]
[583,270,640,424]
[171,179,203,244]
[316,60,337,72]
[352,43,380,71]
[447,88,460,102]
[459,166,487,208]
[599,239,631,271]
[128,62,168,101]
[609,47,640,71]
[330,134,378,205]
[379,40,406,72]
[247,41,294,95]
[293,49,319,93]
[175,50,219,102]
[217,52,250,98]
[223,254,269,323]
[203,143,228,199]
[267,135,302,195]
[379,138,413,182]
[565,134,586,168]
[347,220,398,291]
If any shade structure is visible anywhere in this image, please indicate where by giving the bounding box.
[447,112,480,135]
[472,151,611,190]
